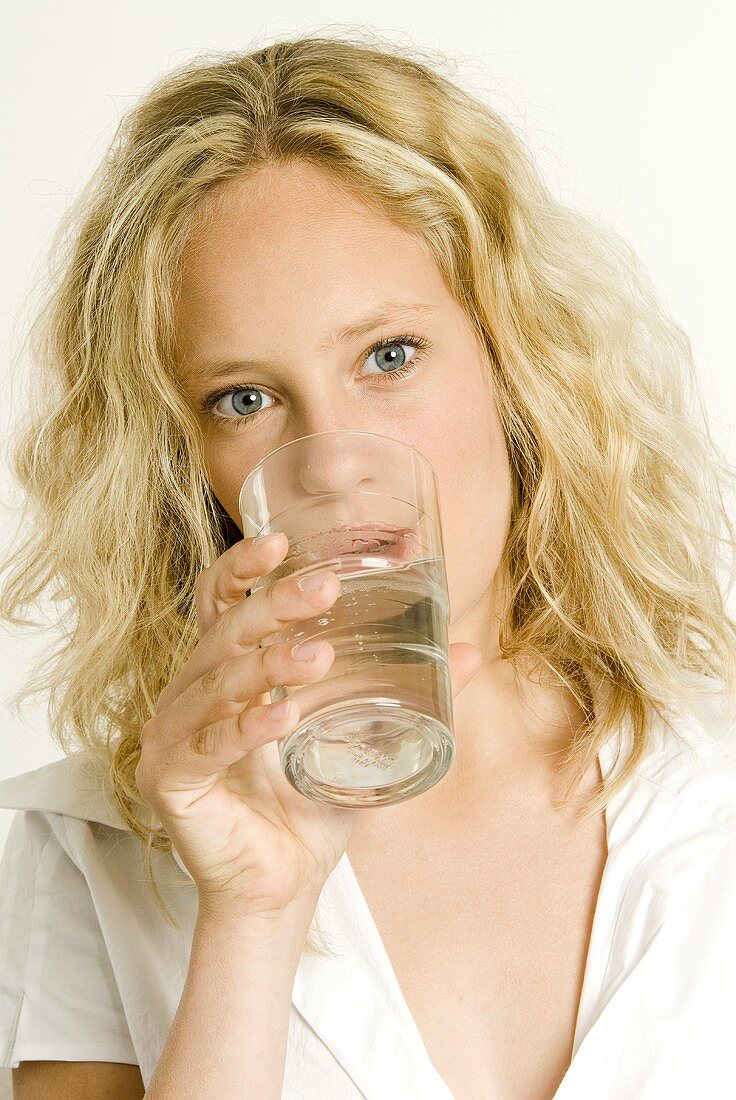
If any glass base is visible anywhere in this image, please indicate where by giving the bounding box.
[279,702,455,807]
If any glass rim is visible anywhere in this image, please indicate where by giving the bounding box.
[237,429,438,518]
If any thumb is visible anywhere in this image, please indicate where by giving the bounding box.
[448,642,483,698]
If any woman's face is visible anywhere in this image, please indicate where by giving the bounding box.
[175,159,512,659]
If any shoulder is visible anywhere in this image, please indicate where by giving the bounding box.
[0,752,130,831]
[0,755,188,903]
[0,763,141,1075]
[600,677,736,900]
[640,679,736,837]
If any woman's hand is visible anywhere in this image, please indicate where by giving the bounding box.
[135,533,482,924]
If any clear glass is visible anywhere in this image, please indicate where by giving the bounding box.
[238,429,455,808]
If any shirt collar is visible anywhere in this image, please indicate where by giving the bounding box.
[0,751,128,830]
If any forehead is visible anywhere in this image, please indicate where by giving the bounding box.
[185,159,408,256]
[177,162,445,328]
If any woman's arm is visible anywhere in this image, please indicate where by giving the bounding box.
[13,900,315,1100]
[144,901,316,1100]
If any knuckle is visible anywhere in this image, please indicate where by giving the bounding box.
[194,567,211,593]
[261,644,286,690]
[261,572,282,605]
[139,718,157,750]
[201,608,224,644]
[207,597,237,641]
[154,687,172,713]
[190,724,219,758]
[134,756,151,798]
[194,569,215,614]
[199,659,228,697]
[266,580,302,627]
[237,705,255,737]
[193,584,206,615]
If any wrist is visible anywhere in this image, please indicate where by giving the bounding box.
[194,892,319,954]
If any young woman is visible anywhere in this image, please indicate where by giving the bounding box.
[1,32,735,1100]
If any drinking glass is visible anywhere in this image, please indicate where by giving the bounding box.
[238,429,455,807]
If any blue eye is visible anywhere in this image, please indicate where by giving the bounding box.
[362,335,425,377]
[201,333,430,427]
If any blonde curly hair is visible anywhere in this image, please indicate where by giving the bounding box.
[3,29,736,957]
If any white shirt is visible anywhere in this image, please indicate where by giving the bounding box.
[1,686,735,1098]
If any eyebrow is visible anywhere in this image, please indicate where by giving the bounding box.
[187,300,436,382]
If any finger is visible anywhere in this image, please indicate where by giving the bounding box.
[161,565,341,709]
[137,695,303,805]
[148,633,336,755]
[195,532,289,635]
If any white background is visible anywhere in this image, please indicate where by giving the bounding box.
[2,0,734,908]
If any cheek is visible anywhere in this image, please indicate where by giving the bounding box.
[201,445,250,532]
[417,372,512,611]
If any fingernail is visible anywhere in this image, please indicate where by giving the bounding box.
[291,639,327,661]
[268,699,292,722]
[298,570,332,592]
[254,532,284,548]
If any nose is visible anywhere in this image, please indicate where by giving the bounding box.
[296,430,386,496]
[238,428,412,541]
